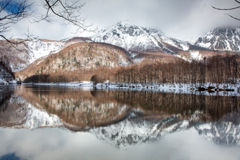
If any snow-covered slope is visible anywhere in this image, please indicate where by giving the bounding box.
[92,21,189,54]
[0,38,64,72]
[27,38,64,63]
[195,28,240,51]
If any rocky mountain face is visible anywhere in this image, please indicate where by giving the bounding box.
[92,21,190,54]
[0,58,15,85]
[27,38,64,64]
[0,38,64,72]
[195,28,240,52]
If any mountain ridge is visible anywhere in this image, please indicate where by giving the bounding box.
[91,21,190,54]
[195,27,240,52]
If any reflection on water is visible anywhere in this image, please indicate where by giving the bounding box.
[0,85,240,159]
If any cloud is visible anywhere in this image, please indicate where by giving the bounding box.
[2,0,240,41]
[81,0,240,41]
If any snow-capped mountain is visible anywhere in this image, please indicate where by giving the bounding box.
[195,28,240,51]
[92,21,189,54]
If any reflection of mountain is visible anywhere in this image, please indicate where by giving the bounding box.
[15,86,131,129]
[195,108,240,146]
[0,95,62,129]
[90,115,190,149]
[1,85,240,148]
[90,109,240,148]
[0,86,62,129]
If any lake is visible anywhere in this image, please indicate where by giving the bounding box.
[0,84,240,160]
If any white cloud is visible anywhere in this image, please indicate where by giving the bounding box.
[2,0,240,41]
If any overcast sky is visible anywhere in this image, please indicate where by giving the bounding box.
[3,0,240,42]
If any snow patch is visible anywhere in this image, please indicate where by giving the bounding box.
[190,51,202,61]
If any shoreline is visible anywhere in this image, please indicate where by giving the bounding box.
[22,81,240,97]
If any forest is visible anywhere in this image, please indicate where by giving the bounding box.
[23,54,240,87]
[110,54,240,86]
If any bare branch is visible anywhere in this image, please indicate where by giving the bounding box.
[34,0,93,32]
[212,0,240,21]
[0,0,94,47]
[212,5,240,11]
[225,13,240,21]
[235,0,240,4]
[0,0,32,39]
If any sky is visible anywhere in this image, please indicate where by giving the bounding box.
[2,0,240,42]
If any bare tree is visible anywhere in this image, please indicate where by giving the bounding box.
[0,0,89,44]
[212,0,240,21]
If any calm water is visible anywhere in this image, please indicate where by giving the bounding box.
[0,85,240,160]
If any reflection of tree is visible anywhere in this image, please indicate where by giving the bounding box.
[111,90,240,121]
[16,86,240,127]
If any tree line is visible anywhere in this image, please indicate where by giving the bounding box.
[111,54,240,86]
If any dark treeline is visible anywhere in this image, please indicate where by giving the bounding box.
[112,54,240,86]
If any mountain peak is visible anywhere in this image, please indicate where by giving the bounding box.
[117,20,132,26]
[92,21,189,53]
[195,27,240,51]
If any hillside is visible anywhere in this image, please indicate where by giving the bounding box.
[15,42,132,82]
[0,37,92,72]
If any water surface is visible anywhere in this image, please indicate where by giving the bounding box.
[0,85,240,160]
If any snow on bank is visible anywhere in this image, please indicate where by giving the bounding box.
[27,81,240,97]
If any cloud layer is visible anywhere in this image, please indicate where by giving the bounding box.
[2,0,240,42]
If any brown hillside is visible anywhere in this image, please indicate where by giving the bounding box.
[136,51,182,63]
[15,42,133,81]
